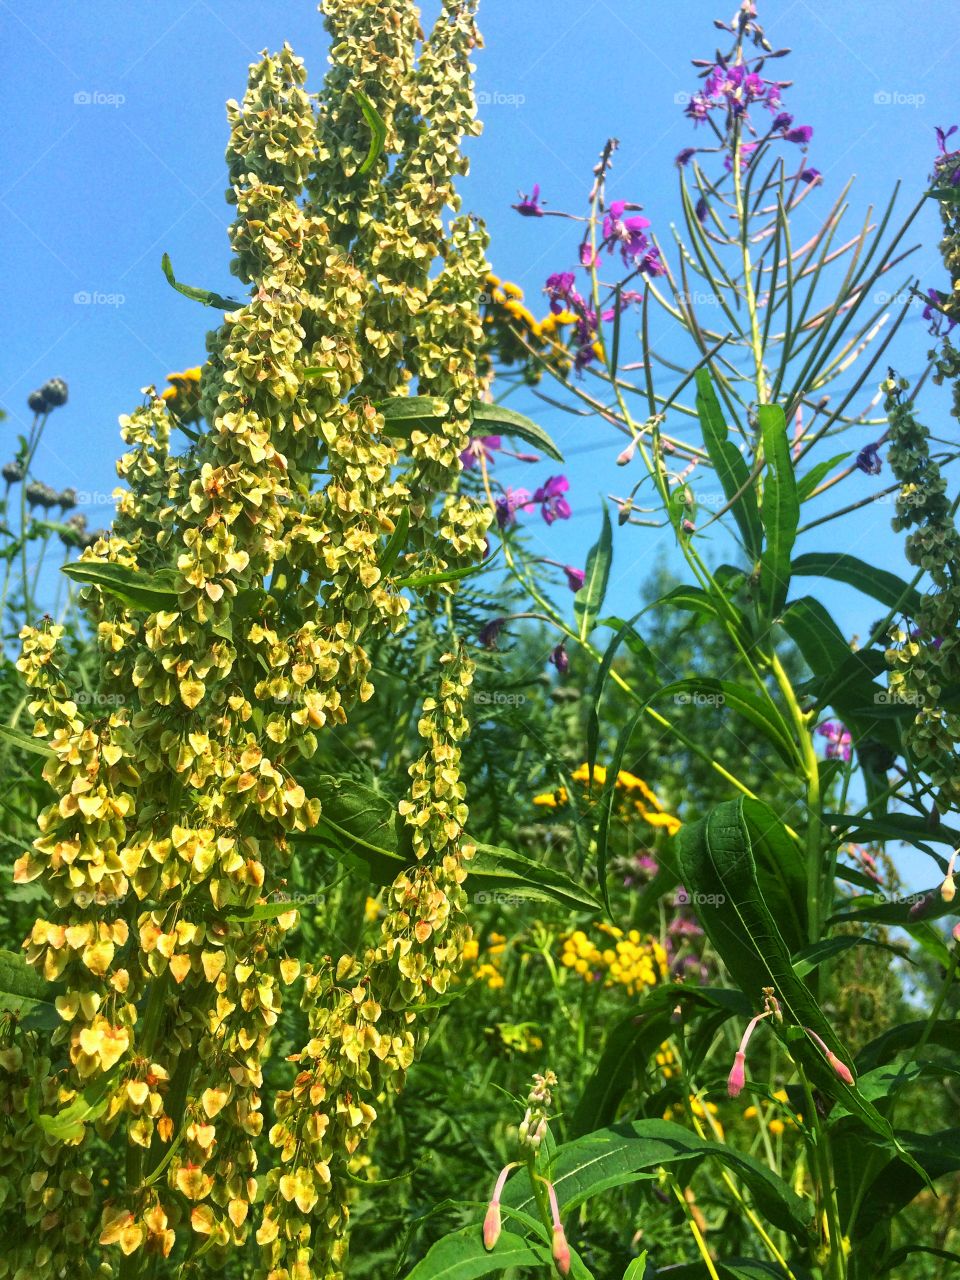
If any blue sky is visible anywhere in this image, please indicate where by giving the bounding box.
[2,0,958,882]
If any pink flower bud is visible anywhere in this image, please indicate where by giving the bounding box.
[483,1201,502,1251]
[616,441,636,466]
[941,874,956,904]
[827,1052,855,1086]
[552,1225,571,1275]
[727,1050,747,1098]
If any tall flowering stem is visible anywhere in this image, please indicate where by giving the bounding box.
[4,10,490,1279]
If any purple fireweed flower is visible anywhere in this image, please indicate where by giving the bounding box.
[601,201,663,273]
[783,124,813,144]
[816,720,852,762]
[534,474,572,524]
[579,242,600,269]
[936,124,959,154]
[676,147,697,167]
[564,565,585,592]
[549,641,569,674]
[695,196,709,223]
[801,167,821,184]
[460,435,501,469]
[923,288,956,337]
[495,486,534,528]
[478,617,507,650]
[685,90,714,125]
[772,111,793,131]
[724,141,759,173]
[512,183,544,217]
[855,442,882,476]
[544,271,583,315]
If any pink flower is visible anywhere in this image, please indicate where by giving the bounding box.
[533,475,572,525]
[727,1051,747,1098]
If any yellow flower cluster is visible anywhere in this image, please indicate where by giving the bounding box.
[743,1089,802,1137]
[533,763,681,837]
[664,1095,724,1139]
[560,923,667,996]
[461,931,507,989]
[159,366,202,424]
[481,272,574,382]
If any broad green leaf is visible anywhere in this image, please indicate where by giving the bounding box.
[0,722,53,759]
[829,890,952,929]
[302,366,336,378]
[471,401,565,462]
[676,799,917,1156]
[396,561,488,590]
[757,403,799,618]
[621,1252,648,1280]
[843,1128,960,1242]
[0,948,59,1030]
[574,505,613,644]
[160,253,241,309]
[796,452,851,503]
[352,89,387,175]
[501,1119,809,1239]
[379,395,451,432]
[468,843,602,913]
[653,679,799,767]
[826,811,960,854]
[742,797,808,955]
[856,1019,960,1074]
[694,370,762,561]
[61,560,179,612]
[790,552,923,616]
[401,1224,544,1280]
[29,1066,119,1141]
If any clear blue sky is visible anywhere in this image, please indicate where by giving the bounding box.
[2,1,958,884]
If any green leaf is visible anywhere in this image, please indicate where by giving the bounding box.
[379,395,451,432]
[621,1252,648,1280]
[29,1066,118,1141]
[693,370,762,561]
[791,935,909,979]
[652,679,799,767]
[351,89,387,175]
[574,505,614,644]
[502,1119,809,1239]
[396,559,488,590]
[676,799,917,1155]
[471,401,565,462]
[302,366,337,378]
[757,403,799,618]
[400,1224,544,1280]
[796,452,851,503]
[571,986,750,1136]
[160,253,241,310]
[0,722,54,759]
[294,776,600,912]
[844,1128,960,1241]
[0,949,59,1029]
[856,1019,960,1074]
[586,612,648,787]
[790,553,923,616]
[380,508,410,575]
[61,560,179,612]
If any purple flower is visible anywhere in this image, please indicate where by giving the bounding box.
[549,641,569,674]
[695,196,708,224]
[602,201,659,270]
[564,565,585,592]
[772,112,794,131]
[816,720,852,762]
[855,442,882,476]
[513,183,544,217]
[479,617,507,650]
[936,125,958,155]
[801,167,821,185]
[495,486,534,528]
[723,142,758,173]
[533,475,572,525]
[783,124,813,145]
[544,271,583,315]
[923,288,956,338]
[676,147,697,167]
[579,242,600,269]
[460,435,501,469]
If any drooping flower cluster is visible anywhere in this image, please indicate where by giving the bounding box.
[3,6,492,1277]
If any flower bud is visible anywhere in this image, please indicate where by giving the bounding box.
[482,1201,501,1251]
[41,377,68,408]
[727,1050,746,1098]
[27,389,46,414]
[2,461,23,486]
[826,1052,855,1086]
[552,1225,571,1276]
